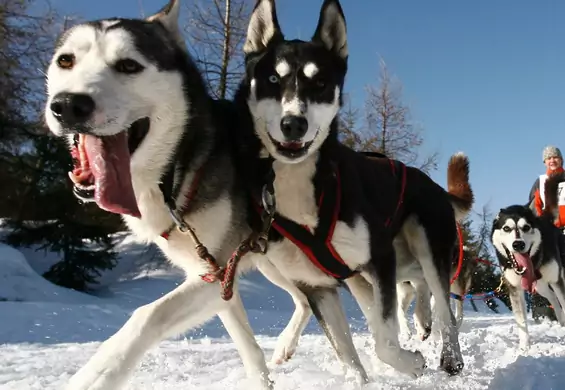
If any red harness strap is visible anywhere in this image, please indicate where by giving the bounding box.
[258,158,408,280]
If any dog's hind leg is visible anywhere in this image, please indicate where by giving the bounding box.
[65,280,273,390]
[255,259,312,364]
[540,260,565,325]
[450,279,466,329]
[505,280,530,350]
[396,281,415,337]
[404,221,464,375]
[534,281,565,325]
[412,280,433,340]
[300,286,370,385]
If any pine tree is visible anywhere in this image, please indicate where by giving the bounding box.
[3,134,120,292]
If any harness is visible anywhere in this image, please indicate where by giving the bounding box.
[156,157,265,301]
[257,154,407,280]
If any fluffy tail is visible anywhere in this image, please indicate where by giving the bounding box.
[542,173,560,219]
[447,152,474,221]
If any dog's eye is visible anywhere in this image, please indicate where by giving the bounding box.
[57,54,75,69]
[268,75,279,84]
[315,78,326,89]
[502,226,512,233]
[522,225,531,232]
[114,59,144,74]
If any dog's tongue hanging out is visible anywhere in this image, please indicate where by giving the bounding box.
[514,252,536,292]
[84,133,141,218]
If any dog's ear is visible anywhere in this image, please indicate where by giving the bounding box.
[147,0,184,48]
[312,0,348,60]
[243,0,284,55]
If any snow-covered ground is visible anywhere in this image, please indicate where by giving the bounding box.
[1,237,565,389]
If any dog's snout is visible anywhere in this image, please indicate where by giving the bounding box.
[512,240,526,252]
[50,92,95,126]
[280,115,308,141]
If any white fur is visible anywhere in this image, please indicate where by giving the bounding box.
[248,86,340,164]
[303,62,319,78]
[243,0,278,54]
[275,60,290,78]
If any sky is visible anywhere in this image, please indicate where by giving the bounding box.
[48,0,565,225]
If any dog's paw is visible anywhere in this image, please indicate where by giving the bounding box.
[271,329,299,365]
[439,351,464,376]
[381,349,426,378]
[418,325,432,341]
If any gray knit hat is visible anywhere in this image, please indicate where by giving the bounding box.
[543,145,562,162]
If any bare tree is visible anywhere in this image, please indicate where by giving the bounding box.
[338,93,362,149]
[182,0,252,99]
[348,58,439,173]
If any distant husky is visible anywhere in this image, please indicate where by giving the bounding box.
[43,1,313,388]
[492,202,565,349]
[234,0,474,378]
[397,244,475,340]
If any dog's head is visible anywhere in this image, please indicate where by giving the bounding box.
[491,205,542,291]
[241,0,348,164]
[44,0,187,218]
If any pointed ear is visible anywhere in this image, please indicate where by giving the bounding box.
[146,0,184,48]
[312,0,348,59]
[243,0,283,55]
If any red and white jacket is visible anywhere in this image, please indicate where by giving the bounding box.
[530,167,565,228]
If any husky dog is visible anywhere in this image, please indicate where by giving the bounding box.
[234,0,474,379]
[43,1,315,388]
[491,203,565,349]
[397,244,475,340]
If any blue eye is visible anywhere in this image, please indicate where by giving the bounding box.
[268,75,279,83]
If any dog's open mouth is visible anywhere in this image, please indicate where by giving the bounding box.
[269,134,313,159]
[505,246,536,292]
[68,117,150,218]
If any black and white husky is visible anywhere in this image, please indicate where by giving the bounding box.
[43,1,313,389]
[492,203,565,349]
[235,0,474,379]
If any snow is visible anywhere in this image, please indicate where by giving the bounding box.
[1,240,565,389]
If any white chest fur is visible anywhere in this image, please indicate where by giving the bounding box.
[123,176,235,277]
[268,157,371,287]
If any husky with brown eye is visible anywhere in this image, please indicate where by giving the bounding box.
[492,203,565,351]
[44,0,318,388]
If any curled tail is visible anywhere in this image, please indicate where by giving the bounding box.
[447,152,474,221]
[541,173,560,220]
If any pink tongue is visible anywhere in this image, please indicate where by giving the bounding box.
[514,252,536,292]
[84,133,141,218]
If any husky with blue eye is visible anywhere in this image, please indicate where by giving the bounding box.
[235,0,474,379]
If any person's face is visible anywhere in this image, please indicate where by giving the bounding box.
[545,155,563,171]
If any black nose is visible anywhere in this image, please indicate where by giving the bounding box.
[280,115,308,141]
[50,92,95,126]
[512,240,526,251]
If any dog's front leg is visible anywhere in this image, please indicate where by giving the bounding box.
[65,279,270,390]
[255,259,312,364]
[300,285,370,385]
[507,282,530,351]
[360,250,426,378]
[396,281,415,337]
[217,291,273,388]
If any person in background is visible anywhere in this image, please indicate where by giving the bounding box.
[528,145,565,221]
[527,145,565,322]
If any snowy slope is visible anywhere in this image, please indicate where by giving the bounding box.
[1,242,565,389]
